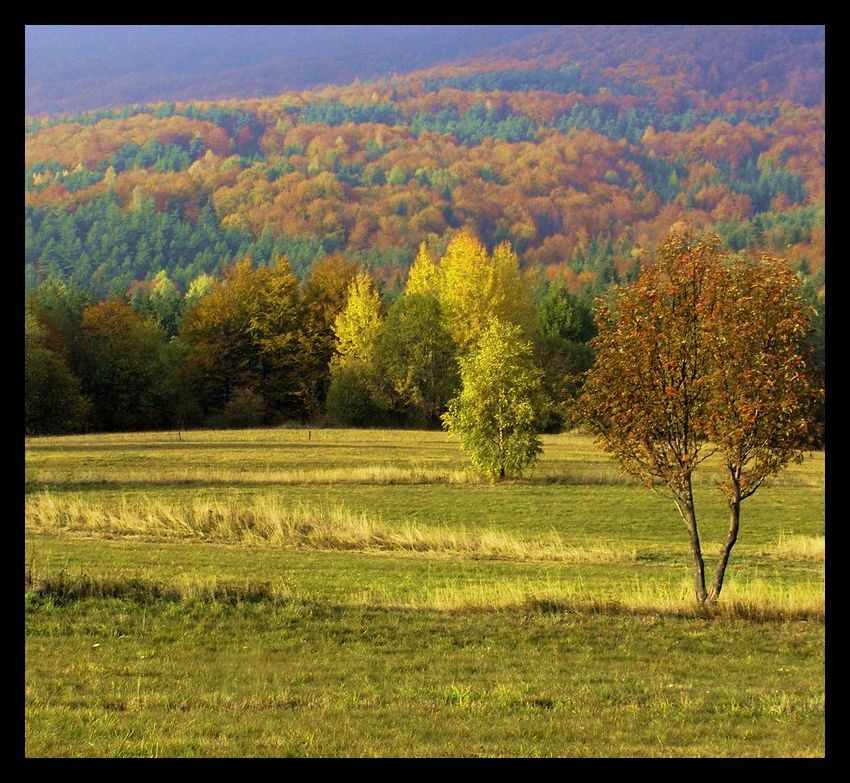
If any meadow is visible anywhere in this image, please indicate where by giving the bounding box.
[24,428,825,757]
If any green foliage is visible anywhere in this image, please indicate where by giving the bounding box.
[325,362,384,427]
[208,387,268,429]
[443,319,547,479]
[535,279,596,343]
[533,334,594,432]
[375,293,459,427]
[76,300,183,432]
[129,270,183,336]
[25,195,334,299]
[25,299,92,435]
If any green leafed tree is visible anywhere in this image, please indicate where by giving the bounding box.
[533,279,596,430]
[442,319,548,479]
[25,297,92,434]
[76,299,180,432]
[578,227,822,605]
[375,292,459,428]
[129,270,183,336]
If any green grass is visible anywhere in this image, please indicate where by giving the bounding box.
[25,428,825,757]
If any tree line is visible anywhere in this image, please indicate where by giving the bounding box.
[25,232,596,437]
[25,227,823,450]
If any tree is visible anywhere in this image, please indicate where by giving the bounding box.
[183,273,216,312]
[438,232,536,353]
[31,276,91,359]
[404,242,441,298]
[578,228,821,604]
[326,270,386,426]
[332,271,384,369]
[442,319,548,479]
[533,279,597,430]
[699,251,821,601]
[536,279,596,344]
[245,256,307,417]
[76,300,178,431]
[300,253,361,417]
[25,297,92,434]
[180,257,307,423]
[375,292,459,427]
[325,362,384,427]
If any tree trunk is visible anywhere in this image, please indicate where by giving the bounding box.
[708,496,741,602]
[673,480,707,605]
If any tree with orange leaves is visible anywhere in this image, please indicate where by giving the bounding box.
[578,227,821,605]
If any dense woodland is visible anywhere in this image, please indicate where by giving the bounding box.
[24,25,825,439]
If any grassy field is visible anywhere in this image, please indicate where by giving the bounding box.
[24,428,825,757]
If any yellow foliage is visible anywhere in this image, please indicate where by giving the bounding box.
[404,243,441,297]
[332,271,384,367]
[438,231,536,351]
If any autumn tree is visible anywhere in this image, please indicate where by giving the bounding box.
[437,232,536,353]
[405,242,441,298]
[180,256,307,423]
[326,270,386,426]
[300,253,361,417]
[578,228,821,604]
[443,319,548,479]
[331,271,384,369]
[699,251,821,600]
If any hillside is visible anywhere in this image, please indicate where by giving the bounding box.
[463,25,825,106]
[25,25,557,116]
[25,24,824,300]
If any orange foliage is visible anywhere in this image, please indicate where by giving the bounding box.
[26,115,231,169]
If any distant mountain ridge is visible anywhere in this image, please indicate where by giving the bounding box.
[414,25,825,106]
[25,25,558,116]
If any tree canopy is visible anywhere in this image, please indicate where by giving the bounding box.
[443,319,547,479]
[578,227,821,603]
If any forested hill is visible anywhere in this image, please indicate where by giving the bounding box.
[25,25,558,116]
[461,25,825,106]
[26,24,824,302]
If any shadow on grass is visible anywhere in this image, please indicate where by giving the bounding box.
[25,570,824,624]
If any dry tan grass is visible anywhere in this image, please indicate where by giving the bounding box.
[25,492,639,564]
[768,533,825,560]
[422,576,824,621]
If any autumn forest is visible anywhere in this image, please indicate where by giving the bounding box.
[24,25,825,438]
